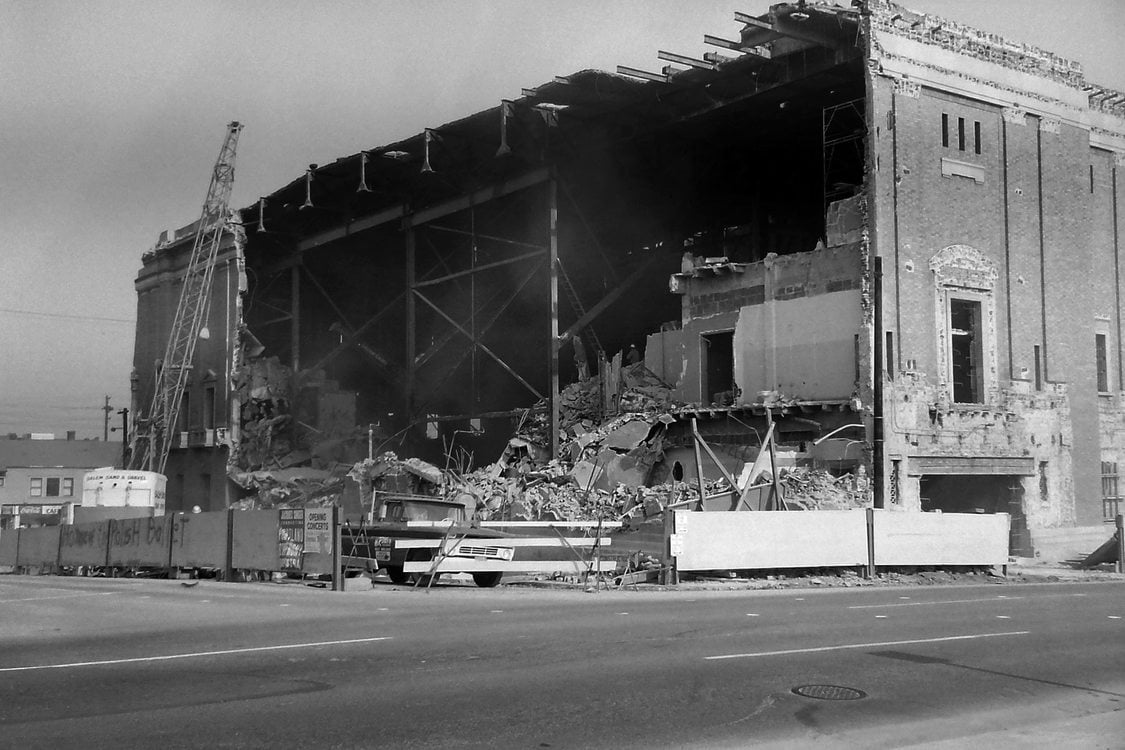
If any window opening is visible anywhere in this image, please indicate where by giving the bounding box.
[204,386,216,431]
[701,331,735,405]
[949,298,983,403]
[62,478,74,497]
[957,117,966,151]
[1102,461,1121,520]
[974,121,981,154]
[942,113,949,148]
[1034,345,1042,390]
[1090,164,1095,193]
[179,390,190,434]
[45,478,60,497]
[30,477,43,497]
[1096,333,1109,392]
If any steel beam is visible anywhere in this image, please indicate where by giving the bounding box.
[293,167,549,254]
[414,291,543,400]
[411,167,551,227]
[558,251,662,344]
[426,224,547,252]
[413,249,546,289]
[296,204,406,253]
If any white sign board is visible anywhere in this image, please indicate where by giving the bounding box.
[304,508,333,554]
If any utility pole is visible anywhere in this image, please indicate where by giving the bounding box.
[102,395,112,442]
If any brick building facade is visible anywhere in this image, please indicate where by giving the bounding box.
[129,2,1125,548]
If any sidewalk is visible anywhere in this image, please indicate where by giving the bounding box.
[1005,556,1123,583]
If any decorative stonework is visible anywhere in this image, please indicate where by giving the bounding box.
[893,78,921,99]
[1039,117,1061,134]
[1002,107,1027,126]
[929,244,999,290]
[931,245,999,404]
[1117,152,1125,168]
[868,1,1083,87]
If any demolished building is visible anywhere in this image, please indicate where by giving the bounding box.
[131,1,1125,556]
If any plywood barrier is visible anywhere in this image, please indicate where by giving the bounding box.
[672,509,868,571]
[73,507,154,525]
[170,512,229,569]
[0,530,18,567]
[59,521,110,567]
[872,511,1009,566]
[16,527,61,568]
[231,510,281,571]
[107,516,173,568]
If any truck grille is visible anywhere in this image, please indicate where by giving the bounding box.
[452,544,512,560]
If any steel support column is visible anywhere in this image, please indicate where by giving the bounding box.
[548,177,560,458]
[405,224,417,423]
[290,265,300,371]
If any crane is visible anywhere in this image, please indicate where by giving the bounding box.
[131,121,243,475]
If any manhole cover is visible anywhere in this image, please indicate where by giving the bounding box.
[791,684,867,701]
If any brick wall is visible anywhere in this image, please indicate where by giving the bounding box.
[871,69,1125,527]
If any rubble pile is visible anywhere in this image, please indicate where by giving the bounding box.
[780,466,870,510]
[222,353,874,523]
[618,363,677,413]
[230,466,347,510]
[517,363,677,447]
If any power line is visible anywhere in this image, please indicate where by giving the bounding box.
[0,307,135,324]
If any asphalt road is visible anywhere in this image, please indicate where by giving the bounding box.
[1,575,1122,749]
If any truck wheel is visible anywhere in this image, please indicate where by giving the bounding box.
[386,566,409,585]
[472,571,503,588]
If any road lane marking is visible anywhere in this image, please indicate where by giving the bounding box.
[0,636,392,673]
[848,596,1023,609]
[0,592,118,603]
[705,631,1029,661]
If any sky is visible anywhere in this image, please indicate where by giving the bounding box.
[2,1,1123,440]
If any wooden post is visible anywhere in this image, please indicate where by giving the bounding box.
[105,519,115,572]
[765,407,783,510]
[331,505,342,592]
[662,509,678,586]
[224,507,235,582]
[865,507,876,579]
[691,417,707,511]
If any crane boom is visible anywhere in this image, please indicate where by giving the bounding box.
[132,121,243,474]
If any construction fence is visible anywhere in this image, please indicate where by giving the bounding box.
[668,509,1011,574]
[0,508,339,581]
[2,507,1015,585]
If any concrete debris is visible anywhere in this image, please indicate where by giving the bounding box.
[780,466,870,510]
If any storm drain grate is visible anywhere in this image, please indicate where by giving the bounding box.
[791,684,867,701]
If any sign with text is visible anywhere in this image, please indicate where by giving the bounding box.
[304,508,333,554]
